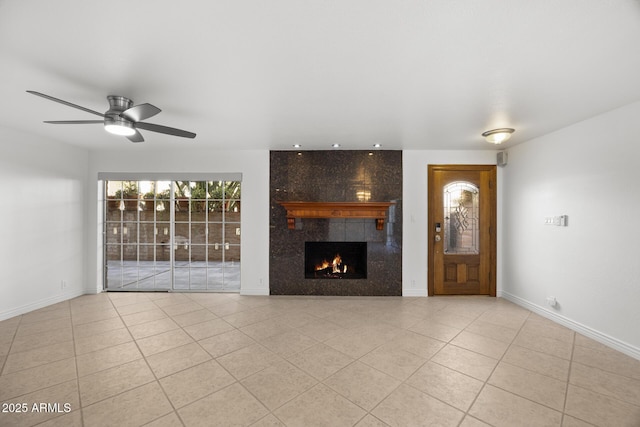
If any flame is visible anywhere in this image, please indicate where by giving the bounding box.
[331,254,342,273]
[316,254,347,274]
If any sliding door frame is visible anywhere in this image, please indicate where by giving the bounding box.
[99,173,242,292]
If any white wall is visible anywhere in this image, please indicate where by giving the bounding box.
[502,101,640,358]
[0,127,88,320]
[87,148,270,295]
[402,150,501,297]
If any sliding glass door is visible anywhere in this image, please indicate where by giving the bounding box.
[104,179,240,292]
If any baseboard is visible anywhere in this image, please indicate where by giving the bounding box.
[0,290,86,322]
[403,289,428,297]
[500,291,640,361]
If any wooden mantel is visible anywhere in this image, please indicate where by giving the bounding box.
[277,201,396,230]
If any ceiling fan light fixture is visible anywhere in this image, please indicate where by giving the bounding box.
[104,123,136,136]
[482,128,514,144]
[27,90,197,141]
[104,117,136,136]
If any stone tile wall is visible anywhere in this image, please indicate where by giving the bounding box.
[270,150,402,295]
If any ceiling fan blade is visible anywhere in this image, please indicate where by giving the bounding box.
[122,103,161,122]
[127,130,145,143]
[136,122,196,139]
[27,90,105,118]
[43,120,104,124]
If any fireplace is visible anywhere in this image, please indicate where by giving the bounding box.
[270,150,402,295]
[305,242,367,279]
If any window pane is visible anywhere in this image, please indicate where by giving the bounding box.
[208,181,224,199]
[224,244,240,263]
[191,223,207,244]
[208,244,223,262]
[208,223,223,245]
[223,260,241,290]
[207,268,223,290]
[189,267,207,290]
[155,262,171,289]
[190,181,207,200]
[106,223,122,244]
[175,243,189,262]
[174,268,189,290]
[175,223,189,241]
[224,223,241,245]
[191,245,206,262]
[106,246,122,261]
[139,244,155,262]
[225,181,241,199]
[157,244,171,262]
[443,181,479,254]
[107,181,123,198]
[122,222,138,244]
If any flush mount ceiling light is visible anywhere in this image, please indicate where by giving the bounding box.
[373,143,382,148]
[293,144,302,148]
[332,143,341,148]
[482,128,515,144]
[104,116,136,136]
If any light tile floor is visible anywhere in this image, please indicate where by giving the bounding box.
[1,293,639,426]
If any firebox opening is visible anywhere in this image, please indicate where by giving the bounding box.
[305,242,367,279]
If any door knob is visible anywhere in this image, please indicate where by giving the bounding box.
[435,234,441,242]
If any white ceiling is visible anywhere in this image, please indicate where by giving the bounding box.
[1,0,639,151]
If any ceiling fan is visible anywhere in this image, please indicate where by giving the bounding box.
[26,90,196,142]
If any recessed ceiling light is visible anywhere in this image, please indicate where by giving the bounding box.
[482,128,515,144]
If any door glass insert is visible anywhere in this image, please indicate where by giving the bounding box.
[105,179,241,291]
[443,181,479,254]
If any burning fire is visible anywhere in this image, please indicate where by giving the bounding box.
[316,254,347,274]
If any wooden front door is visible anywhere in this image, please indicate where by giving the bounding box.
[428,165,496,296]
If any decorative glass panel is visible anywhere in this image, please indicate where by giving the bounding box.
[443,181,479,254]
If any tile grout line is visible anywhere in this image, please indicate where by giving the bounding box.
[140,294,276,425]
[0,313,23,377]
[560,329,577,427]
[77,295,179,424]
[459,306,533,425]
[329,302,480,426]
[69,299,86,427]
[164,296,314,426]
[117,294,185,426]
[426,303,508,426]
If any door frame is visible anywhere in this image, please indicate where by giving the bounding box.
[427,164,497,296]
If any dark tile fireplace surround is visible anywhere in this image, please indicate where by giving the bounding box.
[270,150,402,296]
